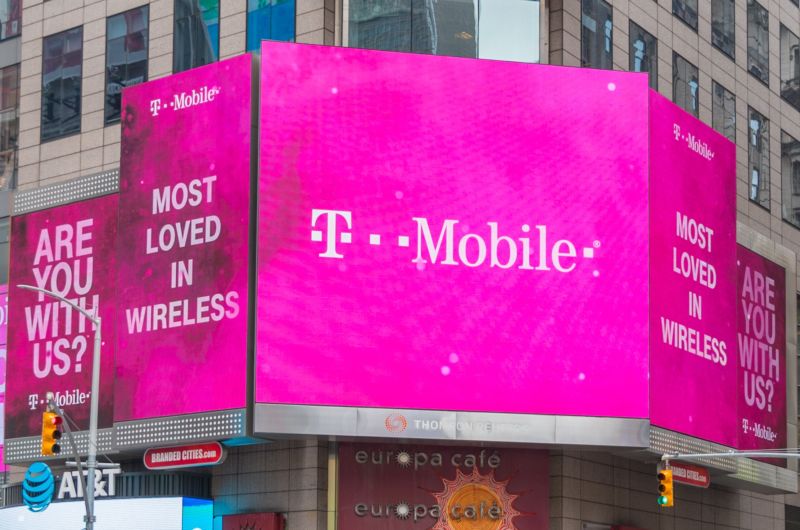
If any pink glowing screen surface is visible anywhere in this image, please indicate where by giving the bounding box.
[256,42,650,417]
[736,245,786,453]
[648,92,738,446]
[116,55,252,421]
[5,195,118,438]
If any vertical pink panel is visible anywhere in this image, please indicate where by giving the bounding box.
[649,91,738,446]
[6,195,118,438]
[116,55,252,421]
[737,245,786,453]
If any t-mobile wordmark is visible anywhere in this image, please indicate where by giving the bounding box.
[310,209,600,272]
[149,85,221,117]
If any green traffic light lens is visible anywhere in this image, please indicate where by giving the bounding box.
[658,496,667,505]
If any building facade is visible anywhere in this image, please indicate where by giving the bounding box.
[1,1,800,530]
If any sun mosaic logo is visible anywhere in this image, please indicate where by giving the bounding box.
[432,468,520,529]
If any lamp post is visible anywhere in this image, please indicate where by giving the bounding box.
[18,284,101,530]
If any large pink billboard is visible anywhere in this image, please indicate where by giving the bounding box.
[736,245,786,453]
[256,42,650,418]
[648,92,738,447]
[116,54,252,421]
[6,195,118,438]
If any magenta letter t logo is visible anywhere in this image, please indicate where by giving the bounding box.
[311,209,352,258]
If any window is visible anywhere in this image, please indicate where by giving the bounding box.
[174,0,219,73]
[0,64,18,191]
[673,53,699,117]
[673,0,698,30]
[247,0,295,51]
[712,81,735,142]
[347,0,541,63]
[781,24,800,110]
[749,107,769,209]
[106,7,149,124]
[747,0,769,84]
[629,21,657,89]
[41,27,82,142]
[0,0,20,41]
[781,131,800,226]
[711,0,734,59]
[581,0,612,69]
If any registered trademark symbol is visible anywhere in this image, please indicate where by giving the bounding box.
[593,240,601,248]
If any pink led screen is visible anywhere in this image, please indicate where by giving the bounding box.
[256,42,651,417]
[116,54,252,421]
[6,194,118,438]
[648,92,738,447]
[736,245,786,453]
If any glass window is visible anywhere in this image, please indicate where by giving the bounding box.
[749,107,770,209]
[782,131,800,227]
[712,81,735,142]
[174,0,219,73]
[629,21,657,89]
[41,27,82,142]
[781,24,800,111]
[673,53,699,117]
[673,0,698,30]
[711,0,734,59]
[247,0,295,51]
[0,0,20,41]
[0,64,18,191]
[581,0,612,69]
[747,0,769,84]
[106,6,149,124]
[347,0,541,64]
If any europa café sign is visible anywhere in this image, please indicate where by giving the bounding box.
[254,42,786,452]
[338,443,549,529]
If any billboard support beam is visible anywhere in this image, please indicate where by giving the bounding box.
[18,284,102,530]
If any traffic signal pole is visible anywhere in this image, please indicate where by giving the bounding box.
[48,395,91,527]
[85,314,101,530]
[18,284,102,530]
[658,450,800,508]
[662,450,800,462]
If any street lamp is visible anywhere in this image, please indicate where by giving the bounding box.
[17,284,101,530]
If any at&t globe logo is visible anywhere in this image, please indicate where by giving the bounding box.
[22,462,55,512]
[385,413,408,433]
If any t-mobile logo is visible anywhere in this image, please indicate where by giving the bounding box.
[150,99,162,116]
[311,209,352,258]
[148,86,220,117]
[309,208,601,274]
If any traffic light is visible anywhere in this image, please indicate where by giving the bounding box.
[657,469,674,507]
[41,411,62,456]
